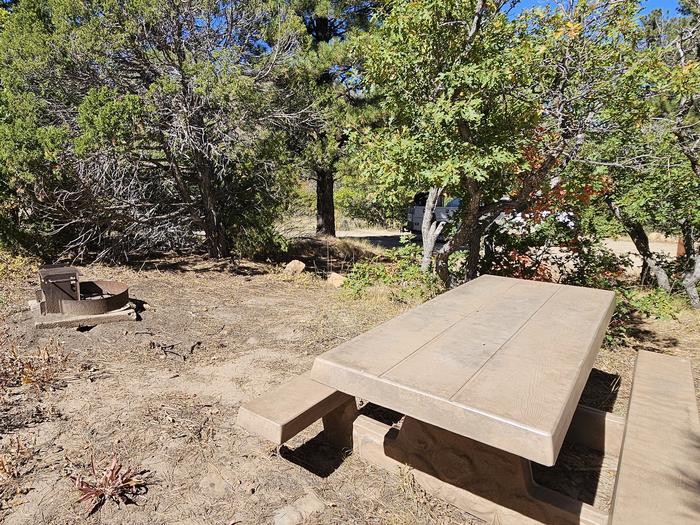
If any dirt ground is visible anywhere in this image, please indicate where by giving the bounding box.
[1,252,698,524]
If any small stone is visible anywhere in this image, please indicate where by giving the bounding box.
[327,272,346,288]
[199,465,237,498]
[283,260,306,275]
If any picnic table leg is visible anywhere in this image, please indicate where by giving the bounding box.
[322,398,359,450]
[354,415,609,525]
[565,404,625,458]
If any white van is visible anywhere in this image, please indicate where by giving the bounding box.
[406,192,461,234]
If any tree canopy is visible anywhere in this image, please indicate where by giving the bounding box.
[0,0,698,306]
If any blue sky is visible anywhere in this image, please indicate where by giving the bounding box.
[512,0,681,16]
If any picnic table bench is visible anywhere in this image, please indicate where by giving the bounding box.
[237,275,699,524]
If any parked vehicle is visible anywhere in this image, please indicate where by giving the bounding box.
[406,192,461,234]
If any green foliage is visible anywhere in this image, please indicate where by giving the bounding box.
[282,0,379,232]
[343,236,442,303]
[563,1,700,308]
[0,0,306,260]
[482,212,632,290]
[0,247,38,281]
[350,0,642,285]
[352,0,541,202]
[605,286,688,346]
[560,240,633,290]
[0,0,697,311]
[335,184,406,227]
[622,287,685,320]
[75,88,146,155]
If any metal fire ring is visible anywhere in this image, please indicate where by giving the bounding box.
[58,280,130,316]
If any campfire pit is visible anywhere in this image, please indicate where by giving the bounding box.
[32,265,136,329]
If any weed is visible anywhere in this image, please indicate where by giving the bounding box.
[623,288,685,320]
[0,251,38,282]
[0,338,68,392]
[68,455,151,516]
[0,436,35,510]
[606,287,689,347]
[0,437,33,482]
[343,237,442,303]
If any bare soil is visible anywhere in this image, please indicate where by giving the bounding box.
[1,253,698,524]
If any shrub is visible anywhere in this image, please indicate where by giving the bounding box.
[343,236,442,303]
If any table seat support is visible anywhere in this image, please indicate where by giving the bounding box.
[236,372,358,448]
[354,414,610,525]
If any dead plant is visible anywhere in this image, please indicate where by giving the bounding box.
[0,436,35,510]
[68,455,151,516]
[0,436,33,482]
[0,338,68,392]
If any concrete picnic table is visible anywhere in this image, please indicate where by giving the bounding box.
[311,274,615,466]
[310,274,616,524]
[237,274,700,524]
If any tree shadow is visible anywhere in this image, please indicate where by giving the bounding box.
[337,234,405,250]
[579,368,621,413]
[625,317,680,354]
[270,236,391,275]
[123,256,269,276]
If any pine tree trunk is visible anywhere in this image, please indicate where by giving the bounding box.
[194,151,229,258]
[316,169,336,237]
[189,109,230,258]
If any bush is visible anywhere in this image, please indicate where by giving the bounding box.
[482,214,632,290]
[620,287,685,320]
[343,237,442,303]
[0,249,38,282]
[335,185,408,229]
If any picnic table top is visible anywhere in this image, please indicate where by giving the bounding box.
[311,275,616,466]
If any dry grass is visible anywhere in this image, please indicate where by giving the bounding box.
[0,337,68,393]
[0,251,39,321]
[276,212,400,239]
[0,436,36,512]
[280,235,387,275]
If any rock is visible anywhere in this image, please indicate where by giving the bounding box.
[283,260,306,275]
[198,465,238,498]
[327,272,346,288]
[273,492,326,525]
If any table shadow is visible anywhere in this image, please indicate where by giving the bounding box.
[532,367,622,508]
[278,434,348,478]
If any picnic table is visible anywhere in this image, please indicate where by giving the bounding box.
[311,275,615,467]
[237,275,700,525]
